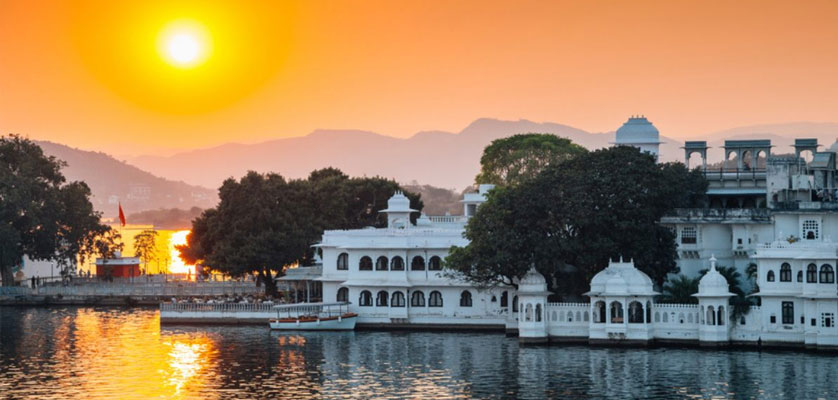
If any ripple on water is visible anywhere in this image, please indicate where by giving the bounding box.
[0,307,836,399]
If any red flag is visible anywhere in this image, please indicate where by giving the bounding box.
[118,203,126,227]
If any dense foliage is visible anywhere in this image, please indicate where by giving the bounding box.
[475,133,588,186]
[447,145,708,298]
[0,135,121,285]
[660,266,755,321]
[178,168,422,295]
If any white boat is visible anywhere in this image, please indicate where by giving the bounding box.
[269,302,357,330]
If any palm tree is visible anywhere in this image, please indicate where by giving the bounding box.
[660,275,699,304]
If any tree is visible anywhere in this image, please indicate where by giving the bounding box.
[447,145,707,298]
[133,230,159,272]
[659,275,700,304]
[0,135,121,285]
[178,169,423,296]
[475,133,587,186]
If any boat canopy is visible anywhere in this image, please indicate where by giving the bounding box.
[272,302,351,310]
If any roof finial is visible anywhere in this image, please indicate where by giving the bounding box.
[709,254,717,271]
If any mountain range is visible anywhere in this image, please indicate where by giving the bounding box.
[35,118,838,216]
[129,118,838,190]
[36,141,217,215]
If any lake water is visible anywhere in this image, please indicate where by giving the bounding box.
[0,307,835,399]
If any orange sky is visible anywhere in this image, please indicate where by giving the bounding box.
[2,0,838,157]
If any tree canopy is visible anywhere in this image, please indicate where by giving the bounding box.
[447,145,708,298]
[0,135,121,285]
[178,168,422,295]
[475,133,588,186]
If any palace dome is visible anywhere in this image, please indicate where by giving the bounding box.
[615,116,660,145]
[518,266,550,294]
[587,258,658,296]
[696,256,734,298]
[380,191,416,213]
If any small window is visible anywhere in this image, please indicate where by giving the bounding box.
[822,313,834,328]
[459,291,473,307]
[802,219,819,240]
[535,304,542,322]
[797,270,803,282]
[391,291,405,307]
[429,291,443,307]
[820,264,835,283]
[681,226,697,244]
[359,290,372,306]
[500,291,508,308]
[811,318,817,327]
[391,256,404,271]
[376,256,389,271]
[807,264,817,283]
[770,315,776,324]
[782,302,794,324]
[337,253,349,270]
[428,256,442,271]
[411,256,425,271]
[411,290,425,307]
[512,296,518,312]
[376,290,388,306]
[337,287,348,302]
[359,256,373,271]
[779,263,792,282]
[767,270,775,282]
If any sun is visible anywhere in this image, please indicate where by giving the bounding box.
[158,20,211,68]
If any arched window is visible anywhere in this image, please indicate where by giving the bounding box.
[717,306,725,325]
[688,313,693,323]
[628,301,643,323]
[411,256,425,271]
[780,263,792,282]
[678,312,685,324]
[609,301,624,323]
[390,256,404,271]
[594,301,606,323]
[337,253,349,270]
[500,291,508,308]
[391,291,405,307]
[807,263,817,283]
[459,291,473,307]
[663,312,668,323]
[512,295,518,312]
[525,304,533,321]
[797,270,803,282]
[376,256,389,271]
[359,290,372,306]
[583,311,589,322]
[552,311,557,321]
[337,287,348,302]
[767,270,775,282]
[376,290,389,306]
[428,256,442,271]
[411,290,425,307]
[535,304,542,322]
[429,291,443,307]
[576,311,581,322]
[654,312,660,323]
[706,306,716,326]
[820,264,835,284]
[359,256,373,271]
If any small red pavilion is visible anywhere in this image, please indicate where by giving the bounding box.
[95,253,141,278]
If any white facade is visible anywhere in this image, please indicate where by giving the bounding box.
[317,186,513,329]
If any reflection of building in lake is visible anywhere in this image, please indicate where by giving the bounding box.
[314,116,838,349]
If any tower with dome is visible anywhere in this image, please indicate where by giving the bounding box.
[613,115,662,159]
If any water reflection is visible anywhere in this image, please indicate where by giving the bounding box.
[0,307,836,399]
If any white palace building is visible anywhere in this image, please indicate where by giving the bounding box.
[309,116,838,350]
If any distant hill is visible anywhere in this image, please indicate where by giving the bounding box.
[129,118,685,190]
[36,141,217,215]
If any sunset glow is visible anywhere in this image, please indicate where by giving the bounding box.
[168,230,194,275]
[158,20,211,68]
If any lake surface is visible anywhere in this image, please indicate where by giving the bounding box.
[0,307,834,399]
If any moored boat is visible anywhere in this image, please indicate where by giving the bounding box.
[269,302,357,330]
